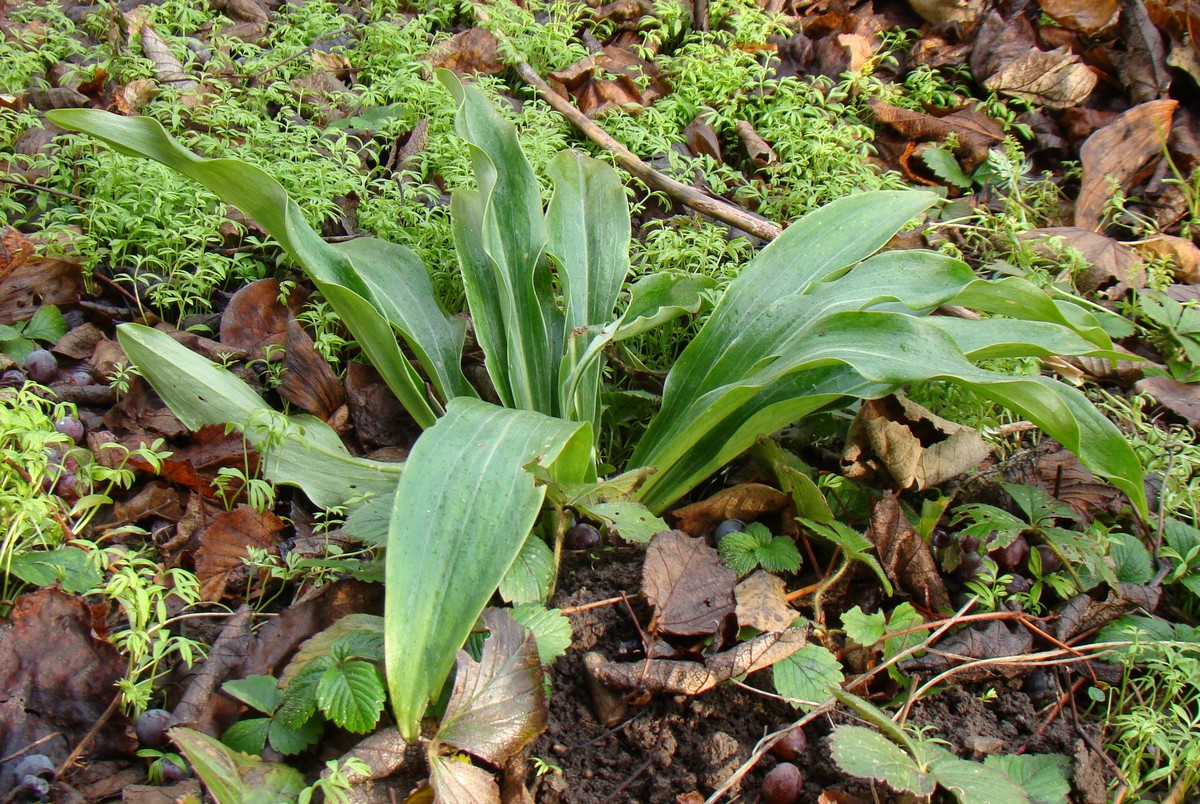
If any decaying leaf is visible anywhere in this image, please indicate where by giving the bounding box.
[842,395,991,490]
[429,754,501,804]
[345,361,413,451]
[1076,100,1178,231]
[325,727,415,786]
[0,588,135,783]
[585,625,810,695]
[219,278,308,357]
[0,253,84,323]
[0,226,35,283]
[1135,234,1200,283]
[1135,376,1200,426]
[1020,227,1146,296]
[138,23,198,91]
[900,621,1033,678]
[907,0,987,26]
[280,319,345,422]
[672,483,790,535]
[195,504,285,601]
[869,101,1003,170]
[1038,0,1120,34]
[643,530,737,638]
[866,495,951,612]
[970,12,1096,109]
[735,570,797,633]
[1052,584,1161,641]
[428,28,506,76]
[548,46,669,118]
[169,606,255,735]
[435,609,547,766]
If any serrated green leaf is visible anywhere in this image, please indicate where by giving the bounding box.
[922,744,1030,804]
[841,606,887,647]
[221,718,270,755]
[772,643,844,710]
[435,609,547,765]
[267,713,323,756]
[922,147,972,189]
[6,546,103,594]
[1110,533,1154,584]
[830,725,936,796]
[509,604,573,665]
[222,675,281,715]
[280,614,384,686]
[719,527,770,576]
[585,501,668,544]
[984,754,1070,804]
[276,657,331,730]
[755,535,803,573]
[23,305,66,344]
[499,534,555,606]
[316,659,386,734]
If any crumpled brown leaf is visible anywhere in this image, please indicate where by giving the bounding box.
[430,753,500,804]
[0,226,35,283]
[643,530,736,638]
[195,504,284,601]
[1038,0,1120,34]
[1019,227,1146,296]
[907,0,987,26]
[169,605,255,735]
[280,320,345,422]
[219,278,308,357]
[900,620,1033,678]
[672,483,790,535]
[866,494,951,612]
[735,570,797,633]
[584,625,810,695]
[869,101,1004,171]
[1076,99,1178,231]
[1052,584,1161,641]
[1135,234,1200,283]
[1135,376,1200,426]
[970,12,1097,109]
[428,27,506,75]
[841,396,991,491]
[548,46,669,118]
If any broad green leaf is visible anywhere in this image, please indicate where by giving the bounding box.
[222,675,281,715]
[1110,532,1153,584]
[922,147,972,189]
[170,726,306,804]
[441,70,559,416]
[751,438,834,523]
[23,305,66,344]
[45,109,469,427]
[385,398,592,740]
[841,606,887,647]
[316,659,386,733]
[499,534,555,606]
[7,546,102,594]
[984,754,1071,804]
[509,604,573,664]
[614,272,715,342]
[0,323,21,340]
[830,725,936,796]
[584,501,668,544]
[267,714,322,756]
[919,743,1030,804]
[221,718,270,756]
[435,609,547,765]
[276,657,332,730]
[772,643,843,710]
[116,324,401,509]
[279,614,384,686]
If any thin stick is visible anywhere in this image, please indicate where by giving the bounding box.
[560,595,627,616]
[55,692,121,779]
[0,177,88,203]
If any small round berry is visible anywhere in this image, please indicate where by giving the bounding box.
[710,519,747,547]
[930,528,953,549]
[23,350,58,383]
[564,523,601,551]
[159,757,189,783]
[54,416,85,444]
[135,709,173,748]
[1033,545,1062,574]
[761,762,804,804]
[770,726,807,761]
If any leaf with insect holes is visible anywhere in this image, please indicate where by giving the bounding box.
[509,604,573,664]
[718,523,802,576]
[585,501,668,543]
[830,725,936,797]
[772,643,843,709]
[499,535,554,605]
[984,753,1070,804]
[316,658,386,734]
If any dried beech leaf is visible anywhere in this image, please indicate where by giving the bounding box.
[1135,376,1200,426]
[428,28,505,76]
[643,530,737,638]
[195,504,284,601]
[436,610,547,766]
[907,0,987,26]
[280,320,345,421]
[1076,100,1178,231]
[139,23,197,90]
[900,621,1033,677]
[971,12,1096,109]
[52,321,105,359]
[1039,0,1120,34]
[1135,235,1200,283]
[345,362,412,450]
[672,483,790,535]
[429,753,501,804]
[1020,227,1146,296]
[866,495,951,612]
[684,116,722,161]
[219,278,307,357]
[587,625,810,695]
[735,570,797,633]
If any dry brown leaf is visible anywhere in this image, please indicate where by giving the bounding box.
[1039,0,1120,34]
[139,23,197,90]
[1135,234,1200,283]
[219,278,308,357]
[102,377,189,439]
[110,480,187,525]
[907,0,987,26]
[672,483,790,535]
[836,33,873,72]
[866,494,951,612]
[326,728,414,785]
[280,320,345,421]
[1076,100,1178,231]
[734,120,777,169]
[0,254,84,323]
[1135,376,1200,426]
[841,396,991,490]
[971,12,1096,109]
[869,101,1003,170]
[1020,227,1146,296]
[195,505,284,601]
[1052,584,1161,641]
[900,620,1033,678]
[169,605,255,734]
[735,570,796,633]
[0,225,35,283]
[428,28,506,75]
[585,625,809,695]
[548,46,669,118]
[346,362,413,450]
[52,321,105,359]
[1119,0,1173,103]
[643,530,736,638]
[684,116,722,161]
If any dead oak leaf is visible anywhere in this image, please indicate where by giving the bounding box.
[971,12,1096,109]
[866,494,950,612]
[735,570,797,633]
[643,530,736,638]
[195,504,284,601]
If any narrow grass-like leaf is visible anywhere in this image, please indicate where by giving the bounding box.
[117,324,400,509]
[385,398,592,740]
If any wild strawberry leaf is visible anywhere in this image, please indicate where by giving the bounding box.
[316,658,386,734]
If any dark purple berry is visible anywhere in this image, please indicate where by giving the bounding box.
[53,472,79,502]
[930,528,953,549]
[564,523,601,551]
[159,757,189,783]
[761,762,804,804]
[1004,575,1032,595]
[14,754,55,779]
[1023,668,1054,703]
[711,519,747,547]
[136,709,173,748]
[18,775,50,798]
[770,726,808,761]
[952,551,983,581]
[960,533,981,553]
[54,416,84,444]
[1033,545,1061,574]
[23,349,58,383]
[991,535,1029,570]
